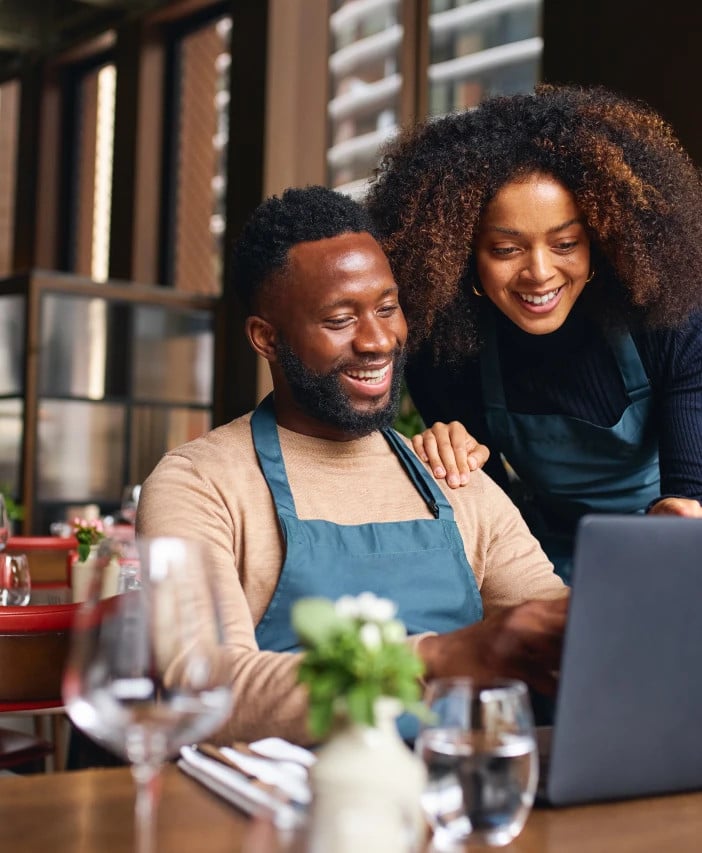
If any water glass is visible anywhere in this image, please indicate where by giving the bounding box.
[416,677,538,849]
[0,553,31,605]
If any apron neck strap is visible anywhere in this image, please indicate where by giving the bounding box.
[382,428,453,520]
[251,393,298,518]
[251,394,453,521]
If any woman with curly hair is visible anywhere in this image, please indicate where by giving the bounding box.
[367,83,702,581]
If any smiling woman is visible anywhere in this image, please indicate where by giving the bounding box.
[473,173,591,335]
[367,83,702,580]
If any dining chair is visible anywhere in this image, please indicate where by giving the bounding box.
[0,602,80,772]
[0,725,53,772]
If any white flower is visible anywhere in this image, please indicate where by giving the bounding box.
[355,591,397,623]
[359,621,383,650]
[382,619,407,643]
[334,595,360,619]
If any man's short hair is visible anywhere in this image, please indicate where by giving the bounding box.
[231,185,379,314]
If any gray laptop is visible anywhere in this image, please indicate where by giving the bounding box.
[539,514,702,806]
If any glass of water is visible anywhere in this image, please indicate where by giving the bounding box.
[0,553,31,605]
[416,677,537,849]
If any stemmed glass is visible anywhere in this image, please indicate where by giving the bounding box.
[415,677,538,849]
[119,484,142,525]
[0,553,31,605]
[62,536,234,853]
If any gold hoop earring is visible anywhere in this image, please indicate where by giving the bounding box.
[471,282,484,297]
[585,269,595,284]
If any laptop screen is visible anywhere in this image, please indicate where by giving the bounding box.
[542,514,702,806]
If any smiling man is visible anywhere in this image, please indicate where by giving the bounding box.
[137,186,567,746]
[247,227,407,438]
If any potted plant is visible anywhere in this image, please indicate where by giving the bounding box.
[292,592,428,853]
[71,518,117,602]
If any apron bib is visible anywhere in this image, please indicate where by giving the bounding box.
[481,310,659,582]
[252,394,483,654]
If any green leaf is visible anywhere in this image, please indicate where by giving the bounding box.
[346,683,377,727]
[393,384,426,438]
[292,594,427,740]
[308,699,335,739]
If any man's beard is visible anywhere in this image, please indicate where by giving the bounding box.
[276,338,406,437]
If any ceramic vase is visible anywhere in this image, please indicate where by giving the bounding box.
[71,544,120,602]
[307,697,427,853]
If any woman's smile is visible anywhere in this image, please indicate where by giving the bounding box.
[475,173,591,335]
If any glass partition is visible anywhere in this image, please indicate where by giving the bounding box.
[0,399,22,499]
[0,293,24,505]
[36,399,126,502]
[132,306,213,405]
[0,294,24,396]
[39,295,109,399]
[0,271,217,532]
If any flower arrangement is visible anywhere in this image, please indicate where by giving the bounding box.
[292,592,425,739]
[72,517,106,562]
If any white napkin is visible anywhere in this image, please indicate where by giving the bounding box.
[218,747,311,804]
[248,737,317,768]
[178,741,315,830]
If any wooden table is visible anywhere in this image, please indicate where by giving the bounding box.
[1,764,701,852]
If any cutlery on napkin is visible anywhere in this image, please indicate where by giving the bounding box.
[178,739,315,830]
[246,737,317,768]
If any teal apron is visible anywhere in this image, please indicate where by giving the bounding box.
[481,310,660,583]
[252,393,483,655]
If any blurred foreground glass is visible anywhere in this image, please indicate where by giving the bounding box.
[62,537,233,853]
[0,553,30,605]
[416,677,537,849]
[119,483,142,525]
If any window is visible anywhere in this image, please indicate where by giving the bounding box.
[68,60,117,280]
[165,13,232,295]
[328,0,404,197]
[327,0,543,196]
[429,0,542,115]
[0,80,19,276]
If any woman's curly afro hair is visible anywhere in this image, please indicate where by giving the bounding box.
[366,83,702,359]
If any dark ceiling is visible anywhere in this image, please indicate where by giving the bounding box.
[0,0,172,78]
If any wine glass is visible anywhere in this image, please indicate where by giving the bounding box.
[415,677,538,849]
[0,553,31,605]
[0,494,10,551]
[119,484,142,525]
[62,536,234,853]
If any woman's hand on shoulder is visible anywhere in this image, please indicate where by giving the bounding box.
[648,497,702,517]
[411,421,490,488]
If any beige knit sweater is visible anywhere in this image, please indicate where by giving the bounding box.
[137,413,565,744]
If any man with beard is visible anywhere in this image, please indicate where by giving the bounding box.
[137,186,567,746]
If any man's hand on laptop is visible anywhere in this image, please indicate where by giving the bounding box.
[648,497,702,517]
[418,597,569,697]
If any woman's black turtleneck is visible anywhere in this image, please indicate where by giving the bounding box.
[405,304,702,504]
